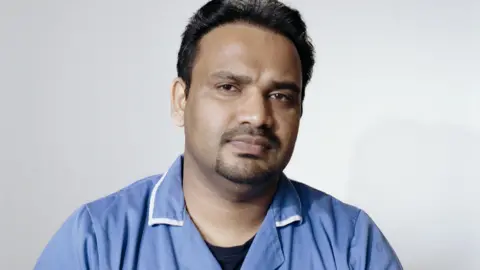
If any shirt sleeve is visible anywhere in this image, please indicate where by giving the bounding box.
[348,210,403,270]
[34,206,99,270]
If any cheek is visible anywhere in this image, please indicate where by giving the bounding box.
[187,101,231,147]
[277,118,300,149]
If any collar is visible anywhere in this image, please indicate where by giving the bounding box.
[148,154,303,227]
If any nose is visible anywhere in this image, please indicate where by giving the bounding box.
[236,92,273,128]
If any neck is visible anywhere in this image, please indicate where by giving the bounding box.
[182,154,279,247]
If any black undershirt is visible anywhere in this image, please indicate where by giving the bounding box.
[206,237,254,270]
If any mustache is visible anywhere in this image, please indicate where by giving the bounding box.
[220,125,280,149]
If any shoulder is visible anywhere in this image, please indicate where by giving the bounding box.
[290,180,403,268]
[289,179,367,243]
[35,175,163,269]
[83,174,162,228]
[290,179,362,225]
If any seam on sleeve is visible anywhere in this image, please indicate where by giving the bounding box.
[347,209,362,270]
[352,209,362,240]
[85,204,108,234]
[95,196,119,233]
[84,205,100,270]
[72,206,89,270]
[349,209,362,249]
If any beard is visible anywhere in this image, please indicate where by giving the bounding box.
[214,123,286,185]
[214,152,279,186]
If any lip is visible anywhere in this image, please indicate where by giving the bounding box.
[227,136,272,156]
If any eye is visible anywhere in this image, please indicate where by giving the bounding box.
[270,93,293,102]
[217,84,238,92]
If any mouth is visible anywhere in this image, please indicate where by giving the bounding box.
[226,136,272,157]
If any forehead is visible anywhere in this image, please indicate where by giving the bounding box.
[192,22,302,84]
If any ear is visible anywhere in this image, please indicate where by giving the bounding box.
[171,78,187,127]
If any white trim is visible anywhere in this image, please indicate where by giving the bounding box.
[147,168,184,226]
[275,215,302,227]
[148,218,184,227]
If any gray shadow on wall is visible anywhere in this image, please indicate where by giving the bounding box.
[347,119,480,270]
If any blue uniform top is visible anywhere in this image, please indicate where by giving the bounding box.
[35,155,403,269]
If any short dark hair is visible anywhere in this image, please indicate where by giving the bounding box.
[176,0,315,101]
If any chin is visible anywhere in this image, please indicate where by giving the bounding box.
[219,170,275,186]
[215,154,278,186]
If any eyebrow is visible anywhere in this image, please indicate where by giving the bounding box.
[272,81,301,94]
[209,71,252,85]
[209,70,301,93]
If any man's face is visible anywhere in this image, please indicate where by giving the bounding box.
[174,22,303,185]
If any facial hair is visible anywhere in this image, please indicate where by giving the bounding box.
[214,124,281,185]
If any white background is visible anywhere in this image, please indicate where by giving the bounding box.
[1,0,479,269]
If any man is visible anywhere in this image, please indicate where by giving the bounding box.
[35,0,403,269]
